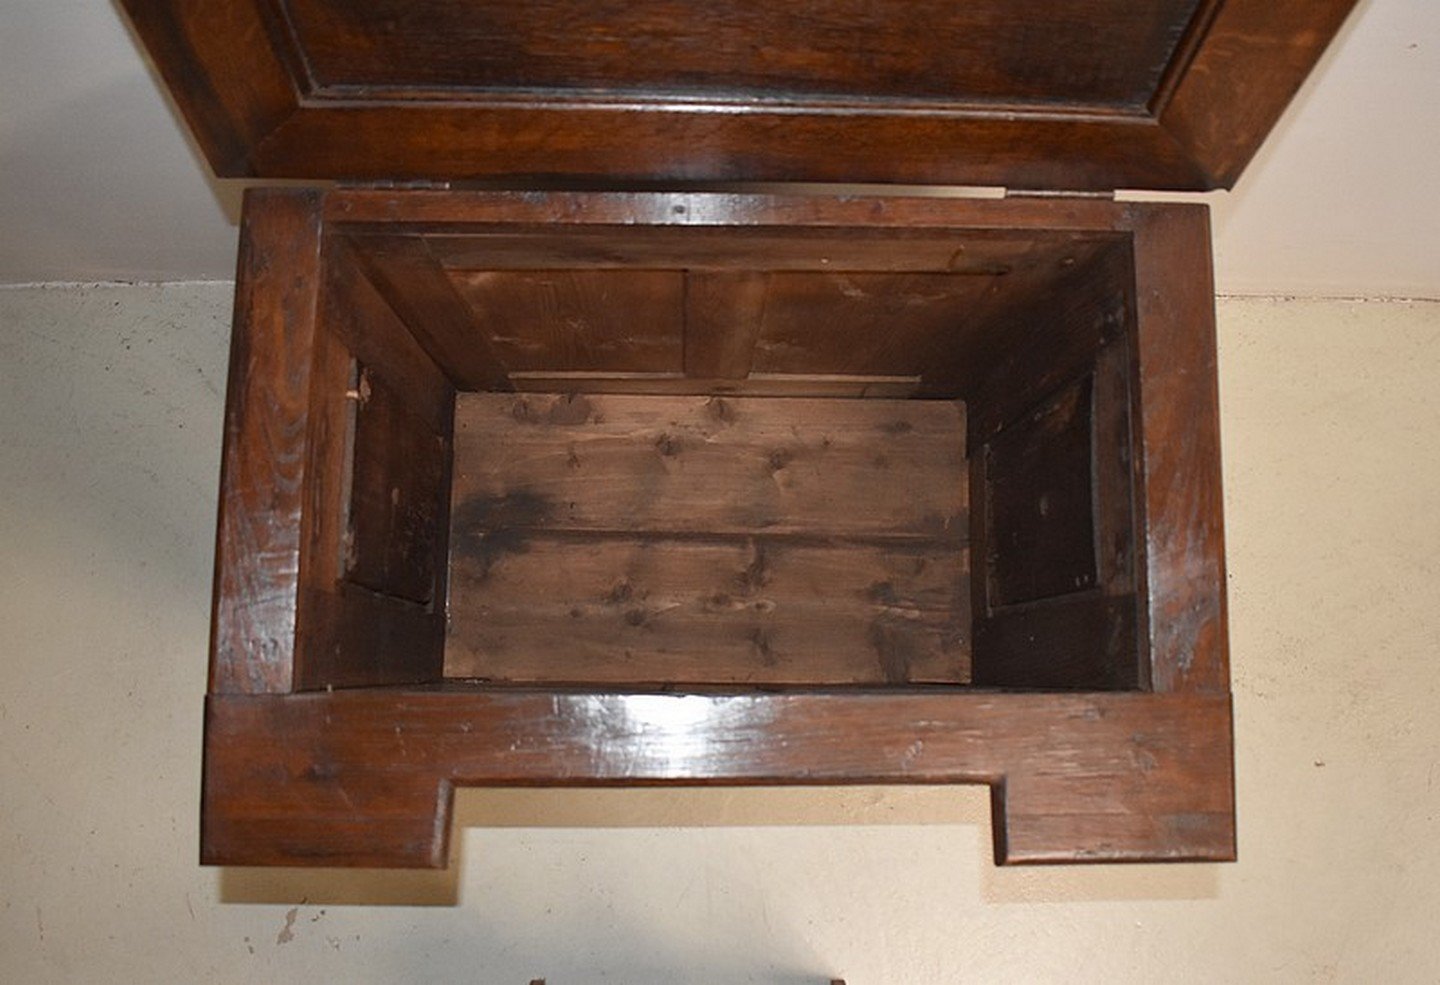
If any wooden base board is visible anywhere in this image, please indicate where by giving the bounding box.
[444,392,970,685]
[202,689,1236,868]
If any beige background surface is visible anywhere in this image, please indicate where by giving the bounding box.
[1,286,1438,983]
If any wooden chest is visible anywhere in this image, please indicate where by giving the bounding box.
[120,0,1357,867]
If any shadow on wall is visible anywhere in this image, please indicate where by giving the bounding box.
[220,784,1220,907]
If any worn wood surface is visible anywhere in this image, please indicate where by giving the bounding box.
[118,0,1357,189]
[447,537,968,686]
[451,393,965,538]
[391,228,1114,398]
[449,269,685,375]
[343,367,447,606]
[446,393,968,685]
[425,228,1078,275]
[966,244,1144,690]
[202,689,1236,867]
[1158,0,1362,186]
[283,0,1201,106]
[290,234,456,690]
[985,375,1098,609]
[199,189,1234,867]
[344,234,512,391]
[681,271,768,381]
[1130,207,1228,693]
[209,188,323,694]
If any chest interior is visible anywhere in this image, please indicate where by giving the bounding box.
[296,197,1146,694]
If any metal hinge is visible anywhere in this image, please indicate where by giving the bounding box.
[339,179,453,190]
[1005,188,1116,200]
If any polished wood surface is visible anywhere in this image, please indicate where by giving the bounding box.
[1129,206,1229,693]
[203,689,1235,867]
[283,0,1201,106]
[445,393,969,686]
[210,188,323,694]
[201,188,1232,866]
[118,0,1358,189]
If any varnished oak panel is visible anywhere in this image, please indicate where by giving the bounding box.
[284,0,1201,107]
[119,0,1358,188]
[210,188,323,694]
[202,690,1235,867]
[201,189,1232,867]
[448,269,685,375]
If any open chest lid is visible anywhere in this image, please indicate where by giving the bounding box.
[121,0,1356,192]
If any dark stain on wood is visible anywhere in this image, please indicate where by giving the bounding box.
[451,489,557,579]
[766,448,795,473]
[446,392,969,686]
[739,541,773,593]
[654,432,682,457]
[512,392,597,426]
[604,580,636,606]
[705,396,736,427]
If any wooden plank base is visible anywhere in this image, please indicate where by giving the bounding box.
[202,689,1235,867]
[445,393,970,686]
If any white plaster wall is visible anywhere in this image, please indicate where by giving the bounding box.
[1,286,1437,983]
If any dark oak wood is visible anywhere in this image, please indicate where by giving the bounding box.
[448,269,686,375]
[445,393,968,686]
[287,236,455,690]
[1129,207,1228,693]
[210,188,324,694]
[202,689,1235,867]
[343,234,513,392]
[343,367,447,606]
[964,242,1146,690]
[201,188,1232,866]
[114,0,1341,875]
[986,375,1098,609]
[119,0,1358,189]
[283,0,1201,107]
[1158,0,1362,187]
[681,272,768,381]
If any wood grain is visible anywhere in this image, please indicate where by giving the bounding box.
[426,229,1068,275]
[965,245,1144,690]
[446,393,968,686]
[283,0,1200,107]
[202,689,1235,867]
[210,188,323,694]
[449,269,685,375]
[681,271,768,381]
[343,366,447,606]
[749,272,998,380]
[1158,0,1361,186]
[1129,206,1228,693]
[197,189,1236,868]
[446,536,969,686]
[342,234,512,391]
[288,221,457,690]
[119,0,1357,189]
[450,393,965,539]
